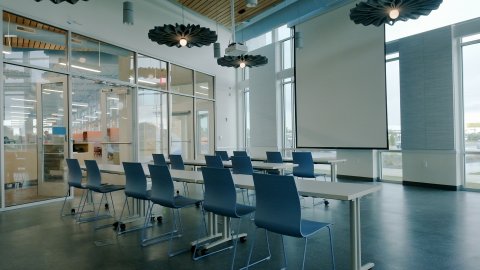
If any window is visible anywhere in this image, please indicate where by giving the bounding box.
[195,99,214,157]
[281,39,293,70]
[245,31,272,52]
[282,80,294,153]
[171,95,194,159]
[137,54,168,90]
[277,25,292,41]
[195,71,214,99]
[244,89,250,149]
[170,64,194,96]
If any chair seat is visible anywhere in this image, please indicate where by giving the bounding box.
[300,219,331,238]
[172,195,202,208]
[235,203,255,217]
[126,190,151,200]
[89,184,125,193]
[70,182,88,189]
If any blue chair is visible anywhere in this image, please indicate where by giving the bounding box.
[231,156,254,175]
[266,151,283,163]
[215,150,230,161]
[169,154,189,195]
[233,150,248,157]
[152,153,167,165]
[142,165,202,256]
[205,155,224,168]
[61,159,89,217]
[194,167,255,270]
[245,173,335,270]
[292,152,328,205]
[117,162,152,234]
[81,160,124,225]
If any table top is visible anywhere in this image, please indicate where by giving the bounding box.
[167,159,297,170]
[251,157,347,164]
[92,164,380,201]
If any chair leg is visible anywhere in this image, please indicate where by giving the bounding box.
[109,193,116,218]
[243,228,271,270]
[281,235,288,269]
[117,197,128,234]
[60,186,70,217]
[141,202,155,243]
[230,217,242,270]
[328,226,336,270]
[192,207,209,260]
[301,238,308,270]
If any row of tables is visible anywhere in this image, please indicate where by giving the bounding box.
[92,160,379,270]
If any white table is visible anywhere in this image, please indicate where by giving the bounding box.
[252,157,346,182]
[167,159,297,172]
[93,164,379,270]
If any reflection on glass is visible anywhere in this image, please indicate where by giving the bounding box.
[3,64,68,206]
[71,77,133,165]
[386,57,401,150]
[171,95,193,159]
[381,152,403,182]
[137,54,168,90]
[195,71,214,99]
[196,99,214,158]
[138,89,168,162]
[170,64,193,95]
[70,33,134,82]
[2,11,67,72]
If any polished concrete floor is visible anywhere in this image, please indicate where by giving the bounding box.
[1,181,480,270]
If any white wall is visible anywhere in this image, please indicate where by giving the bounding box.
[0,0,238,151]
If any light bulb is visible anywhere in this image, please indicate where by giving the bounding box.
[389,9,400,20]
[179,38,187,47]
[239,62,246,68]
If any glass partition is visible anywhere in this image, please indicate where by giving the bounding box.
[2,12,67,72]
[3,64,68,206]
[195,99,214,158]
[137,54,168,90]
[138,89,168,162]
[70,33,134,82]
[195,71,214,99]
[171,95,193,159]
[170,64,193,95]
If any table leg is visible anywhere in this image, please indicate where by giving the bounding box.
[350,198,374,270]
[330,163,337,182]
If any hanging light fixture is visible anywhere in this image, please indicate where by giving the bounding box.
[148,4,217,48]
[34,0,89,4]
[350,0,443,27]
[217,0,268,68]
[123,1,134,25]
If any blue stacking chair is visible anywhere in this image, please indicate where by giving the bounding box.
[231,156,254,175]
[117,162,152,234]
[205,155,224,168]
[231,156,254,204]
[233,150,248,157]
[81,160,125,225]
[265,151,285,175]
[215,150,230,161]
[292,152,328,206]
[152,153,167,165]
[245,173,335,270]
[169,154,189,195]
[142,165,202,256]
[194,167,255,270]
[61,158,89,217]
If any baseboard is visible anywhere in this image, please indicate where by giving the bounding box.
[403,181,460,191]
[337,174,376,182]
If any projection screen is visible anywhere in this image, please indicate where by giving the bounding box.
[295,2,388,149]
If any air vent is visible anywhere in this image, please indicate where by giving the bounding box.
[16,25,36,34]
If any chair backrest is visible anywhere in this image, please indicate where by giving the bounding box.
[253,173,302,237]
[266,151,283,163]
[292,152,315,178]
[231,156,254,175]
[233,150,248,157]
[205,155,224,168]
[152,153,167,165]
[215,150,230,161]
[169,154,185,170]
[148,164,176,207]
[122,162,149,199]
[85,160,103,188]
[201,167,238,217]
[66,158,83,188]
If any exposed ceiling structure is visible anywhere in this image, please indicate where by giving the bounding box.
[175,0,284,28]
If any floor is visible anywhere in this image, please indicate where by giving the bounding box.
[1,181,480,270]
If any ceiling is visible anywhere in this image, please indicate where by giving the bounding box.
[176,0,284,28]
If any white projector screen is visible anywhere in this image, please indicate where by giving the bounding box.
[295,2,388,149]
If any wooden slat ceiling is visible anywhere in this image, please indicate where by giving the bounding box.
[177,0,284,28]
[3,12,66,51]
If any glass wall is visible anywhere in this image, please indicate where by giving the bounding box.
[137,88,168,162]
[1,11,216,209]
